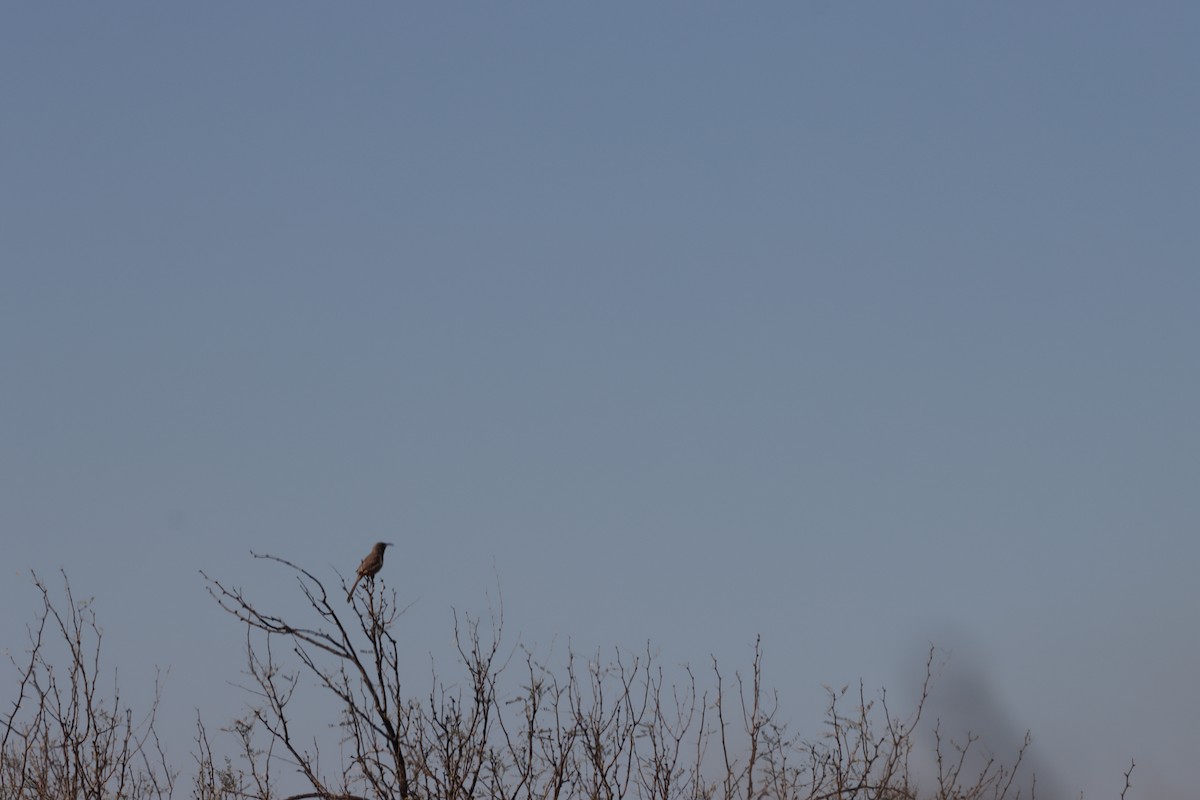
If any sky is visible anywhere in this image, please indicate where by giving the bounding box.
[2,3,1197,798]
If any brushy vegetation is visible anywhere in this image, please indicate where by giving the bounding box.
[2,564,1134,800]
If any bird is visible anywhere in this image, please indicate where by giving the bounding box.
[347,541,393,602]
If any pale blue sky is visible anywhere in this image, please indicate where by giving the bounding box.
[2,3,1197,797]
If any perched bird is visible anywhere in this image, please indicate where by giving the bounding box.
[347,541,393,602]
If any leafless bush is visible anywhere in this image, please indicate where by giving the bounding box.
[1,562,1130,800]
[199,553,1054,800]
[1,571,173,800]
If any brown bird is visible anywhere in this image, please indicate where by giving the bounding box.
[347,541,393,602]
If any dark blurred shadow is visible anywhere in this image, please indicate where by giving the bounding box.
[902,628,1066,800]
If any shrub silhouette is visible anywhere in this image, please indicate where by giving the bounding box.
[2,563,1134,800]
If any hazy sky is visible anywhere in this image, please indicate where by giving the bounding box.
[2,4,1197,798]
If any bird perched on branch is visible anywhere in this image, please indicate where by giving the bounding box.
[347,541,393,602]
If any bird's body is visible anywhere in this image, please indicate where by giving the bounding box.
[347,541,392,602]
